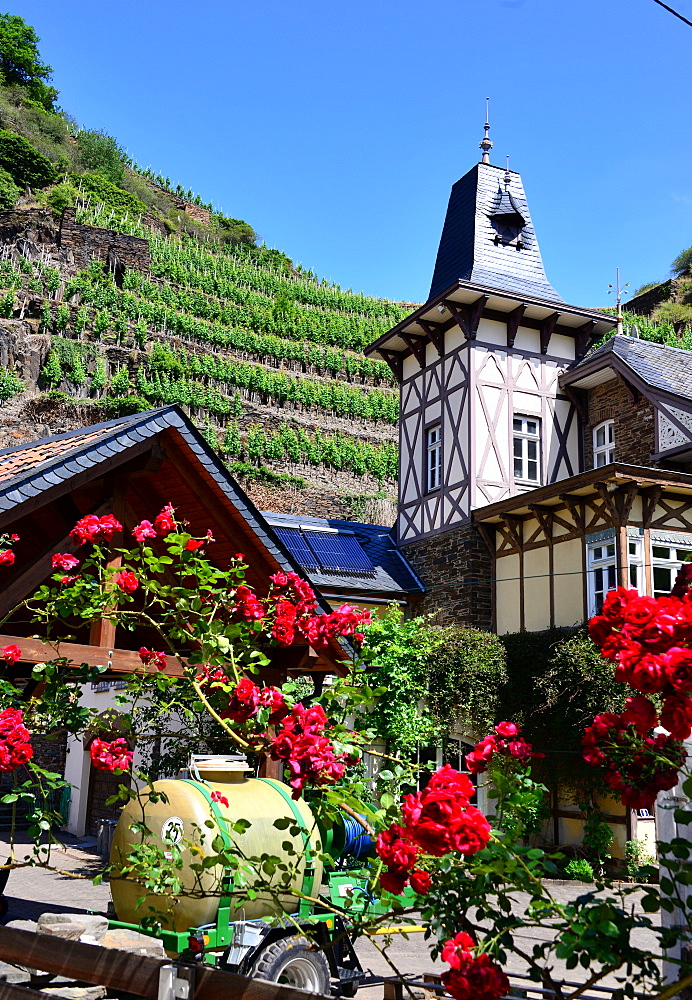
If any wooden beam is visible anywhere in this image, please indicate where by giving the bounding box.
[562,384,588,422]
[501,514,524,552]
[417,319,445,357]
[528,504,554,542]
[400,333,427,367]
[443,296,488,340]
[559,493,585,533]
[474,522,496,557]
[506,304,526,349]
[0,925,330,1000]
[0,633,185,678]
[575,320,595,359]
[641,485,663,529]
[0,500,113,618]
[594,482,618,525]
[613,482,639,526]
[377,349,402,381]
[88,482,126,649]
[540,312,559,355]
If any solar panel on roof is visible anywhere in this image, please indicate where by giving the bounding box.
[304,532,375,575]
[274,527,319,569]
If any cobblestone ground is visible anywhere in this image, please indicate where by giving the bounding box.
[0,834,663,999]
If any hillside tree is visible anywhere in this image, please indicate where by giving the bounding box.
[0,13,58,111]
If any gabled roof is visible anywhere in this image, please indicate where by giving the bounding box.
[429,163,563,302]
[0,407,291,571]
[561,334,692,404]
[0,406,353,668]
[262,512,425,599]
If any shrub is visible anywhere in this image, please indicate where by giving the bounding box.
[672,245,692,277]
[564,858,594,882]
[427,626,508,733]
[47,181,78,215]
[72,172,146,218]
[0,129,55,188]
[75,129,126,185]
[0,166,19,208]
[0,366,23,401]
[625,839,657,883]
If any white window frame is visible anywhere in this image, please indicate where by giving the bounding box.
[512,415,541,485]
[628,536,644,592]
[651,542,692,598]
[593,419,615,468]
[587,538,617,616]
[426,424,442,492]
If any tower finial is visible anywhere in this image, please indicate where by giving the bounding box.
[479,97,493,164]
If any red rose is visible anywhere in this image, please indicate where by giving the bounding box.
[154,504,176,535]
[52,552,79,571]
[441,955,510,1000]
[116,570,139,594]
[450,806,492,855]
[664,647,692,693]
[0,549,14,566]
[628,653,668,694]
[426,765,474,800]
[9,742,32,767]
[622,595,659,626]
[622,695,658,735]
[90,737,133,772]
[379,869,409,895]
[409,869,432,894]
[132,520,157,543]
[185,538,205,551]
[494,721,519,738]
[270,572,289,587]
[661,693,692,740]
[376,824,419,871]
[441,931,475,968]
[0,645,21,665]
[211,790,229,807]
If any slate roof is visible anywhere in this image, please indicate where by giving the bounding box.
[429,162,564,303]
[566,334,692,401]
[0,406,319,589]
[262,512,425,599]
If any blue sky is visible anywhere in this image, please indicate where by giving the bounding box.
[17,0,692,307]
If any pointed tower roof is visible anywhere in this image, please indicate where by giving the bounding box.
[429,161,563,303]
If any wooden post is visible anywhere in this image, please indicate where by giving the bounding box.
[88,483,126,649]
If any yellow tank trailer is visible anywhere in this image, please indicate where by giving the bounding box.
[108,755,390,994]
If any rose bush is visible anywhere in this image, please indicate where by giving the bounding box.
[2,510,692,999]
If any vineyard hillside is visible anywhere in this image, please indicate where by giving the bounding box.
[0,34,414,524]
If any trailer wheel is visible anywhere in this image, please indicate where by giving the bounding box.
[251,935,330,993]
[340,979,360,997]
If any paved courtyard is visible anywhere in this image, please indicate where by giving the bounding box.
[0,833,664,999]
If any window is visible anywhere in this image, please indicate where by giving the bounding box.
[426,424,442,492]
[651,544,692,598]
[628,537,644,591]
[587,540,617,615]
[513,416,541,484]
[593,419,615,468]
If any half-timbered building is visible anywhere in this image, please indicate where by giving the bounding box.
[366,142,692,858]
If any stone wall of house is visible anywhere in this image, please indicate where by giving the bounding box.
[584,377,657,468]
[59,208,151,273]
[401,523,492,630]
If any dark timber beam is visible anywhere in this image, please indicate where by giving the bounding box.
[562,384,588,422]
[613,482,639,525]
[540,312,559,355]
[506,304,526,349]
[474,522,496,557]
[528,504,554,541]
[444,296,488,340]
[641,486,663,529]
[575,320,595,359]
[378,350,403,382]
[400,333,427,367]
[417,319,445,357]
[501,514,524,552]
[559,493,585,533]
